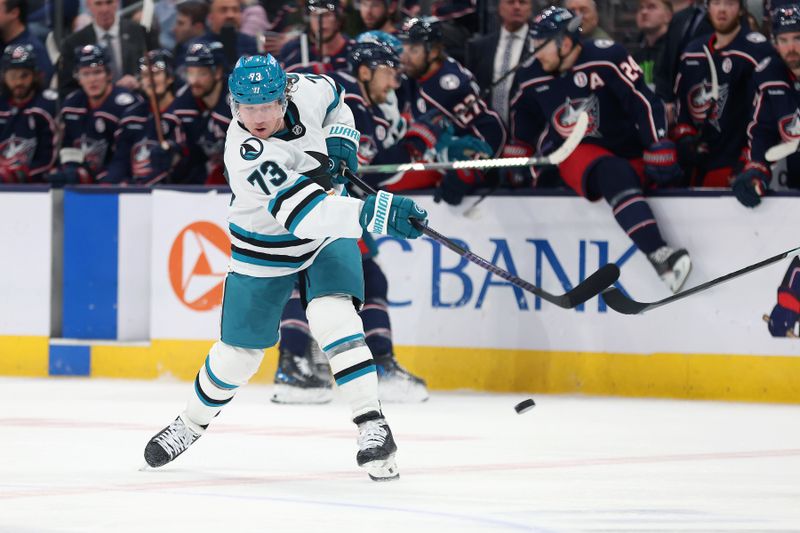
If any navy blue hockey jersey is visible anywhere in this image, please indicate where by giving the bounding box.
[406,57,506,156]
[60,87,141,182]
[105,100,186,184]
[675,30,778,171]
[0,90,57,182]
[510,39,667,160]
[164,83,231,184]
[746,55,800,168]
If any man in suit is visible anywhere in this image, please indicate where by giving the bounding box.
[57,0,158,99]
[465,0,532,127]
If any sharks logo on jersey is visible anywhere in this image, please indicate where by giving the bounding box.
[240,137,264,160]
[553,95,601,139]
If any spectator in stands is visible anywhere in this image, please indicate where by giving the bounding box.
[564,0,610,40]
[0,0,53,86]
[155,0,179,51]
[0,44,57,183]
[58,0,158,98]
[200,0,258,71]
[280,0,353,73]
[465,0,533,127]
[241,0,270,38]
[654,0,712,112]
[634,0,673,91]
[51,44,141,185]
[174,0,209,71]
[359,0,398,34]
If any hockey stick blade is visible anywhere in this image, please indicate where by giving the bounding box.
[343,166,619,309]
[766,139,800,162]
[602,246,800,315]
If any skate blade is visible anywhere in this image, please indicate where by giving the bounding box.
[664,255,692,294]
[378,380,429,403]
[362,456,400,482]
[271,384,333,405]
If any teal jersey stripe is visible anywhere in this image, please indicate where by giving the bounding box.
[228,223,304,244]
[286,193,326,233]
[231,250,309,268]
[205,356,238,390]
[268,175,311,213]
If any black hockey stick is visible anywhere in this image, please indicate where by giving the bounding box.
[343,166,620,309]
[602,246,800,315]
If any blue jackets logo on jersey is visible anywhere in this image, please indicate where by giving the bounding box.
[240,137,264,161]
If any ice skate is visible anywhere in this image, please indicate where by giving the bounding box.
[648,246,692,294]
[271,347,333,404]
[354,412,399,482]
[144,414,204,468]
[376,357,429,403]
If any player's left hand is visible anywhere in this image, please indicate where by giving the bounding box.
[732,163,769,208]
[644,139,682,185]
[767,289,800,337]
[325,126,360,184]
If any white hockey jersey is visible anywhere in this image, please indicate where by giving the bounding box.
[224,73,364,278]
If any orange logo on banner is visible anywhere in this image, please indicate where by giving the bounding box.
[168,221,231,311]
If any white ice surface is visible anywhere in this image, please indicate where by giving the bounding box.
[2,377,800,532]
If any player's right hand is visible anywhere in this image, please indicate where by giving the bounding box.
[732,163,769,208]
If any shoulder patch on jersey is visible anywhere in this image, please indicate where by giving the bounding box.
[756,56,772,72]
[594,39,614,49]
[240,137,264,161]
[115,92,135,106]
[43,89,58,101]
[439,73,461,91]
[747,32,767,43]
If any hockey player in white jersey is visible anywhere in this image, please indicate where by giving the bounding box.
[143,53,429,482]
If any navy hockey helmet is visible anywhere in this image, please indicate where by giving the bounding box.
[773,3,800,34]
[307,0,340,14]
[529,6,582,43]
[184,41,225,68]
[398,17,443,45]
[348,40,400,71]
[1,44,36,72]
[138,49,175,77]
[75,43,110,71]
[357,30,403,55]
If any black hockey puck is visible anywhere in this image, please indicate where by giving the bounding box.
[514,398,535,414]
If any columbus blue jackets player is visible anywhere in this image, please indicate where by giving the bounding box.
[0,44,57,183]
[51,44,140,185]
[674,0,778,187]
[736,4,800,207]
[279,0,353,74]
[143,53,430,481]
[766,256,800,336]
[396,16,502,205]
[510,7,691,293]
[164,41,231,185]
[271,40,429,404]
[106,50,185,184]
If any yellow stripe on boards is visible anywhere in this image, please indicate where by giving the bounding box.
[0,336,49,376]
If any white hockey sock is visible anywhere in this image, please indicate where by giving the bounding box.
[185,341,264,426]
[307,295,381,419]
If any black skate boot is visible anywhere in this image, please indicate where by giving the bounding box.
[354,411,399,482]
[144,414,204,468]
[375,356,429,403]
[648,246,692,294]
[271,347,332,404]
